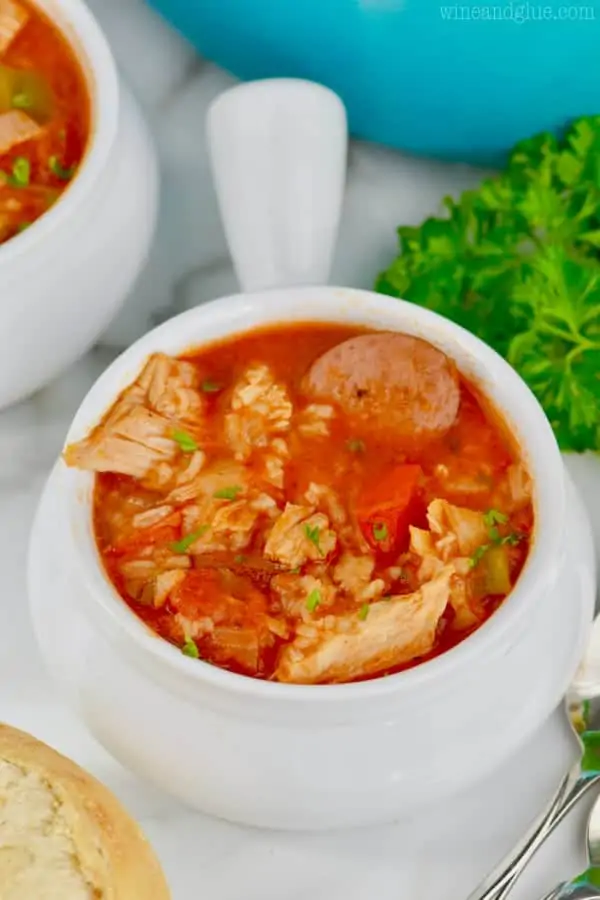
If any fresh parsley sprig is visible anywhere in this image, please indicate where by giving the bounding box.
[376,115,600,453]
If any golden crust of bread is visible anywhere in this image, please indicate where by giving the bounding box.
[0,722,170,899]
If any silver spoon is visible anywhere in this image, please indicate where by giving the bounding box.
[467,613,600,900]
[537,789,600,900]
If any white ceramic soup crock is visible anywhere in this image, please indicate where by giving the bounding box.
[27,81,596,830]
[0,0,158,409]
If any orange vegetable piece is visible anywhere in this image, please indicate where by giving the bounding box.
[356,464,424,554]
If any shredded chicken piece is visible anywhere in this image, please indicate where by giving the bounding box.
[304,483,346,527]
[173,460,248,505]
[427,499,488,558]
[492,463,532,514]
[63,354,206,487]
[175,613,214,642]
[209,499,261,552]
[132,505,174,530]
[332,552,384,602]
[297,404,335,438]
[165,451,209,503]
[64,406,180,482]
[409,499,491,629]
[0,0,28,54]
[264,503,337,568]
[137,353,204,422]
[305,482,368,553]
[333,552,374,593]
[251,492,279,517]
[225,364,292,460]
[271,573,337,619]
[276,567,453,684]
[180,485,275,555]
[154,570,186,607]
[0,110,42,155]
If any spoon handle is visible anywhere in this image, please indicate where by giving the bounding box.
[467,763,596,900]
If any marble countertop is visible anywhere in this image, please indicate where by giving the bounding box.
[2,0,600,897]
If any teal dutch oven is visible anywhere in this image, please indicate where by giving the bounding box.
[146,0,599,166]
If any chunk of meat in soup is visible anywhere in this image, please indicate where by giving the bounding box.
[304,332,460,448]
[276,567,453,684]
[63,354,206,489]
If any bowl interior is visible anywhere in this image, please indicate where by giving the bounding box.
[62,286,566,699]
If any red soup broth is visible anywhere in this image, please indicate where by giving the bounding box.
[86,324,534,683]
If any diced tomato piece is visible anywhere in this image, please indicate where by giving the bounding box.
[356,464,424,554]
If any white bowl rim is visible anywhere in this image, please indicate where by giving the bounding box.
[0,0,119,263]
[63,285,566,703]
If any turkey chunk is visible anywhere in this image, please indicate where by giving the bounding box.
[63,353,205,486]
[63,406,180,483]
[332,552,385,602]
[137,353,204,423]
[225,364,292,460]
[271,573,338,619]
[409,499,491,629]
[264,503,337,568]
[276,567,452,684]
[427,499,488,558]
[204,499,261,553]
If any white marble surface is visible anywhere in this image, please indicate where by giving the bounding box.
[2,0,600,896]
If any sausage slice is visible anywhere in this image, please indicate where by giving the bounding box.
[303,332,460,448]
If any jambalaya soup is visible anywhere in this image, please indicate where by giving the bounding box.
[64,325,534,685]
[0,0,89,243]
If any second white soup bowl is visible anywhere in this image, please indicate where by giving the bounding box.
[0,0,158,408]
[28,285,596,829]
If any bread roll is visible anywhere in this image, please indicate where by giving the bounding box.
[0,723,170,899]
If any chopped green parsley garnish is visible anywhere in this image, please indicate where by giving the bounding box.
[214,485,243,501]
[346,438,366,453]
[358,603,370,621]
[201,379,222,392]
[501,532,522,546]
[234,554,247,564]
[373,522,388,542]
[11,157,29,187]
[470,520,523,567]
[306,589,321,612]
[304,524,322,552]
[289,566,301,575]
[182,637,200,658]
[172,429,198,452]
[11,92,32,110]
[469,544,490,568]
[483,508,508,527]
[170,525,209,553]
[48,155,75,180]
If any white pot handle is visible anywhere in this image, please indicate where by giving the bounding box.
[206,78,348,293]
